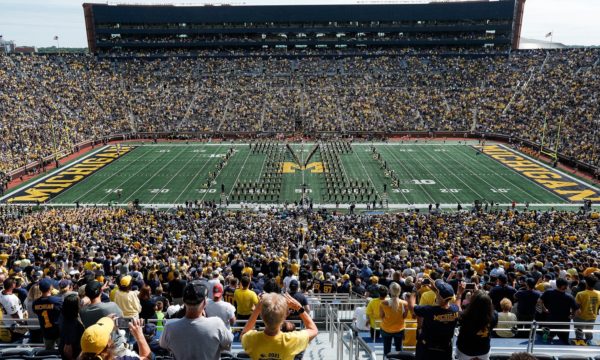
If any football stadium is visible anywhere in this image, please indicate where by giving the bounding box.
[0,0,599,359]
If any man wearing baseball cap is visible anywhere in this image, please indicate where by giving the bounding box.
[79,316,150,360]
[33,278,63,350]
[408,279,464,360]
[160,281,233,360]
[80,280,123,328]
[114,275,141,318]
[205,282,236,331]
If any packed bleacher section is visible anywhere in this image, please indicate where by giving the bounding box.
[0,205,598,358]
[1,48,599,176]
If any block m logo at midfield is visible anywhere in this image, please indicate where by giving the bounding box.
[280,162,325,174]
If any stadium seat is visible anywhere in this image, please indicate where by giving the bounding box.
[533,355,555,360]
[556,356,592,360]
[221,351,234,359]
[385,351,416,359]
[0,348,34,358]
[489,354,512,360]
[236,352,251,359]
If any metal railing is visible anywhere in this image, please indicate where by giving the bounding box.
[327,306,600,359]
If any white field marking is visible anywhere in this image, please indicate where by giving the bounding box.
[498,144,600,192]
[93,147,175,204]
[34,202,597,210]
[457,146,548,204]
[226,147,253,199]
[381,145,437,204]
[67,146,151,204]
[170,144,226,208]
[351,148,381,199]
[420,147,487,200]
[147,144,209,203]
[122,146,190,203]
[0,145,109,202]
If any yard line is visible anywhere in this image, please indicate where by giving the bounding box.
[0,145,109,202]
[380,145,436,203]
[351,147,381,200]
[147,145,211,203]
[420,147,489,201]
[472,146,567,203]
[400,146,464,203]
[122,146,190,203]
[499,144,600,192]
[66,147,151,204]
[226,147,253,199]
[170,145,227,208]
[454,146,547,204]
[93,147,175,204]
[255,147,269,182]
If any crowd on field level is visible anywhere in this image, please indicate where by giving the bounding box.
[0,206,598,359]
[1,48,599,174]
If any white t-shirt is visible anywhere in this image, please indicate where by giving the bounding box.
[0,292,24,325]
[205,299,236,330]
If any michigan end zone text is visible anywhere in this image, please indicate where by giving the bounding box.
[4,145,134,204]
[479,145,600,202]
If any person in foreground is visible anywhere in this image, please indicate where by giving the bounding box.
[241,293,318,360]
[455,290,498,360]
[78,317,150,360]
[408,279,464,360]
[160,282,233,360]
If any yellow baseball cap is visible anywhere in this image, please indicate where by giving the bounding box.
[80,317,114,354]
[120,275,132,287]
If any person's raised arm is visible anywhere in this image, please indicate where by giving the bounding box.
[241,299,262,338]
[285,293,318,341]
[129,318,151,360]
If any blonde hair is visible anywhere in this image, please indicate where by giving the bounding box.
[260,293,288,329]
[27,284,42,302]
[500,297,513,312]
[388,282,401,312]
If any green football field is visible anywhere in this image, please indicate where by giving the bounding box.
[3,141,600,211]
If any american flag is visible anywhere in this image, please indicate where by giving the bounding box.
[545,32,552,38]
[54,35,59,40]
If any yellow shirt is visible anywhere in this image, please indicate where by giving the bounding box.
[233,288,259,316]
[365,298,382,328]
[114,290,142,318]
[419,290,437,306]
[380,300,406,333]
[575,289,600,321]
[242,330,309,360]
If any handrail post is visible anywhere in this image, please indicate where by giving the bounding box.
[527,320,538,353]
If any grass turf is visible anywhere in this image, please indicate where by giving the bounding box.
[4,141,599,210]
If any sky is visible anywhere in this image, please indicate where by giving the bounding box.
[0,0,599,48]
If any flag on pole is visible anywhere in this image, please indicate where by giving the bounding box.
[545,32,552,38]
[54,35,59,40]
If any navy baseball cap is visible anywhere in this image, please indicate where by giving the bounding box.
[434,280,455,301]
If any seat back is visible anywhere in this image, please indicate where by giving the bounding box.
[385,351,416,360]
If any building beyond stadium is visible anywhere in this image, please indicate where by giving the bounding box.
[83,0,526,54]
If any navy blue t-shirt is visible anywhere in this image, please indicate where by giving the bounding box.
[540,289,578,321]
[456,311,498,356]
[489,285,517,312]
[414,304,460,348]
[515,289,541,318]
[33,295,63,339]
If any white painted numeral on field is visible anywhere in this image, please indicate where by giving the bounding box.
[434,149,448,152]
[150,188,169,194]
[158,149,170,153]
[294,189,313,193]
[411,179,435,185]
[209,154,225,158]
[440,188,461,193]
[105,188,123,194]
[192,149,206,153]
[196,189,217,193]
[392,189,411,193]
[490,188,509,193]
[397,149,414,152]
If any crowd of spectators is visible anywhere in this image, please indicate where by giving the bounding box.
[0,48,598,174]
[0,206,598,358]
